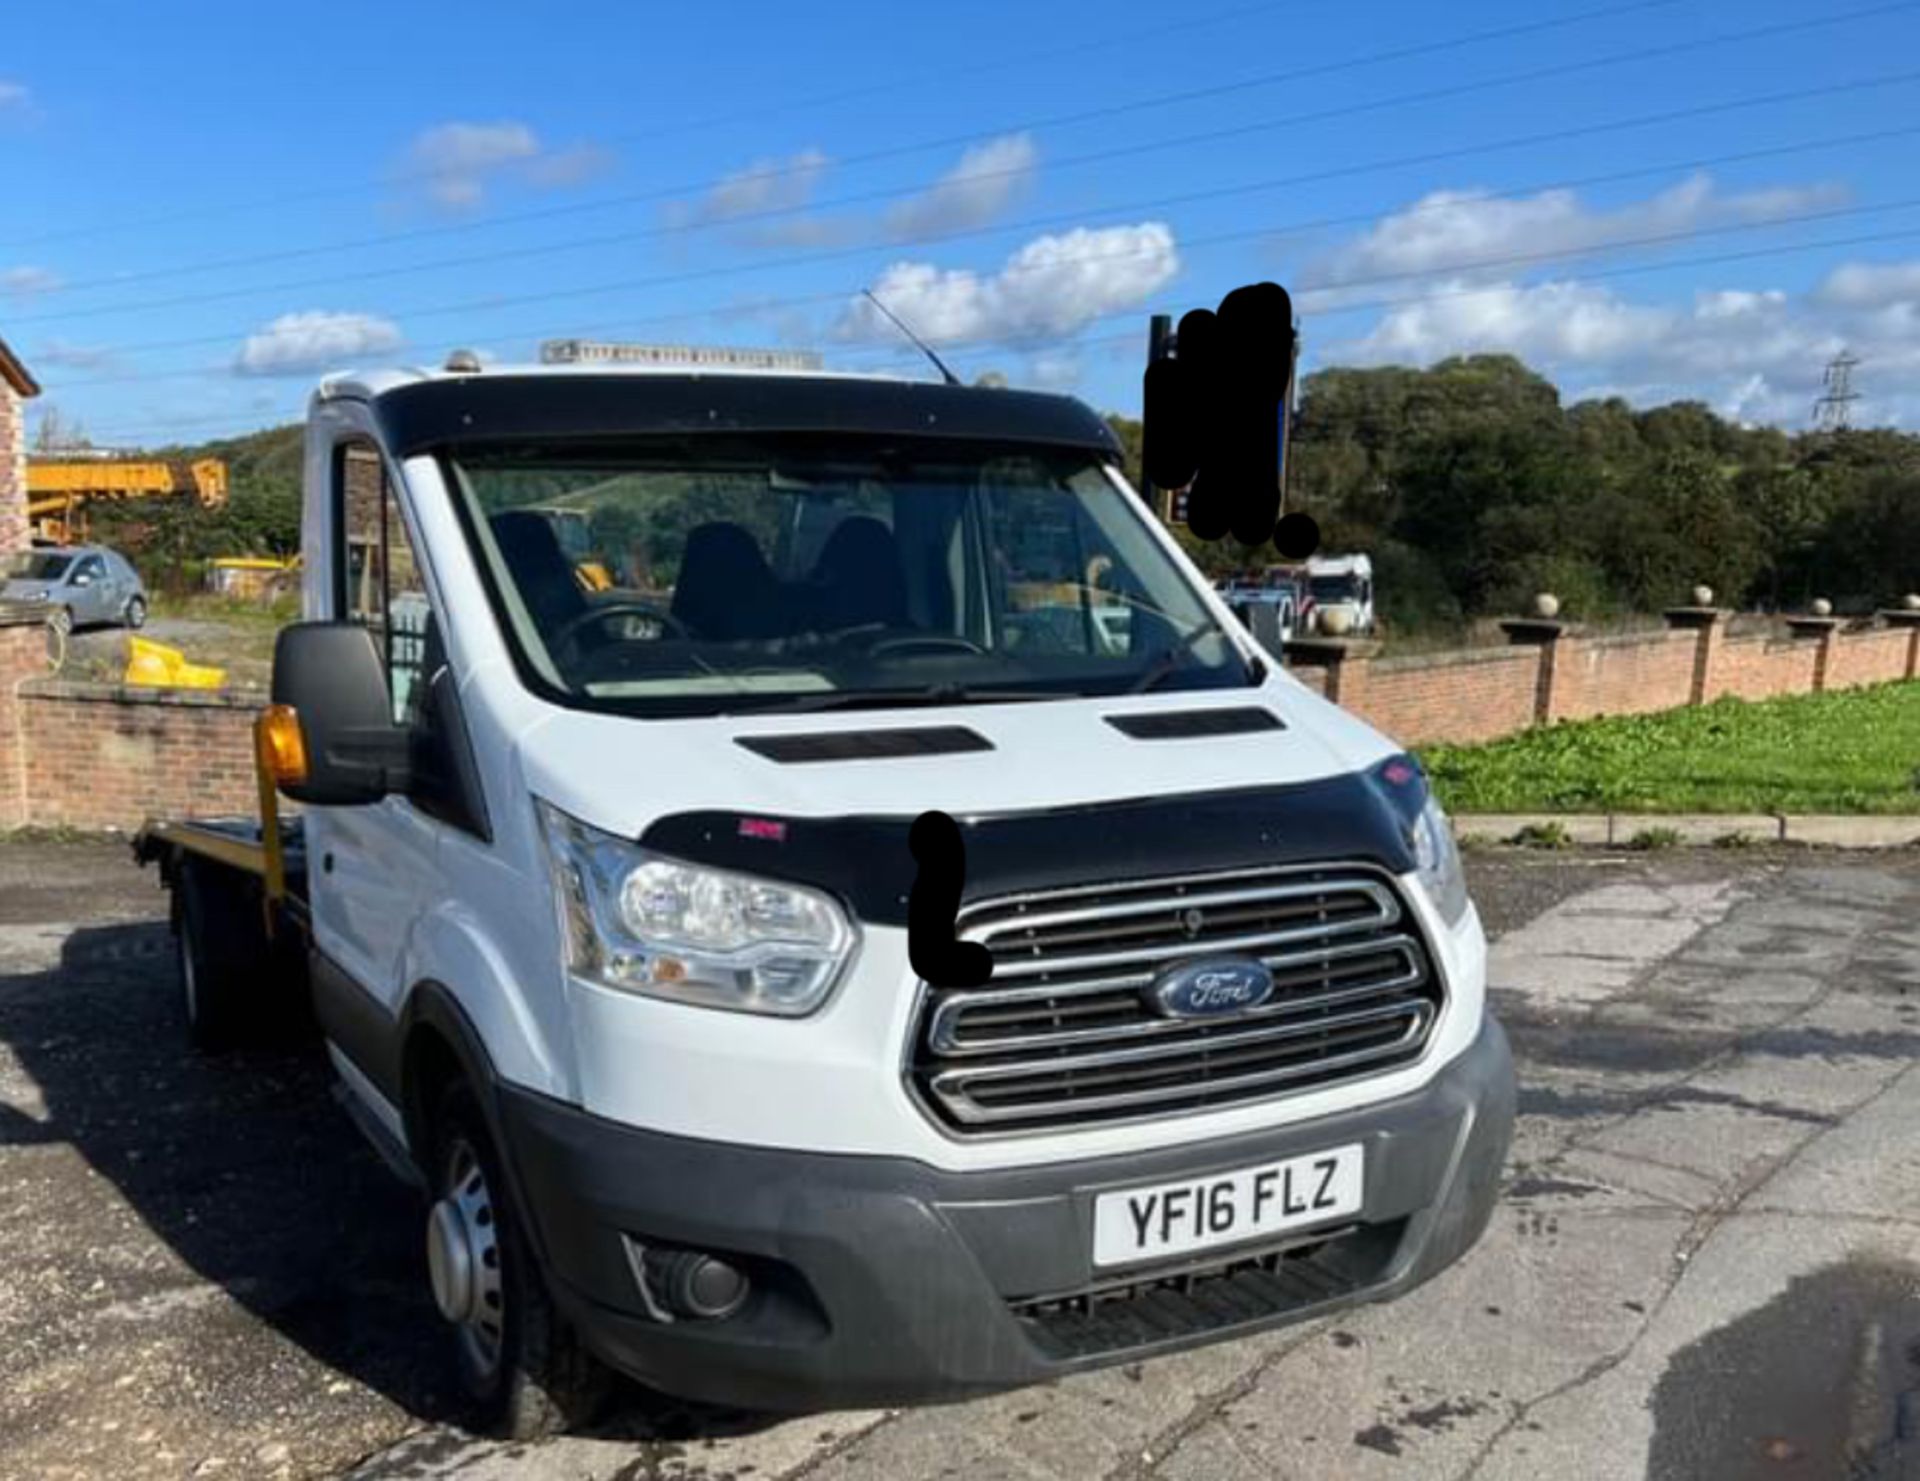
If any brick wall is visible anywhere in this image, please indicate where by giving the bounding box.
[1291,613,1920,749]
[1360,648,1543,744]
[0,381,26,558]
[1813,627,1911,690]
[1554,631,1699,722]
[16,682,260,831]
[0,620,44,828]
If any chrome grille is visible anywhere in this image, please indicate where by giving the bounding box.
[909,866,1442,1135]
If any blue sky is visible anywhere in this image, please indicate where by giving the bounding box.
[4,0,1919,447]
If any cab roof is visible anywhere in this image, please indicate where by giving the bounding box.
[314,362,1122,461]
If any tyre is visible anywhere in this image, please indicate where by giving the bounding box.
[427,1080,608,1439]
[124,595,147,630]
[48,605,72,637]
[174,861,264,1050]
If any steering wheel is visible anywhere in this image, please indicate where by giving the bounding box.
[551,600,689,652]
[866,633,989,658]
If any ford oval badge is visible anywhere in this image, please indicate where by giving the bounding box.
[1147,957,1276,1019]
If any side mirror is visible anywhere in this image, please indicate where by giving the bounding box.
[270,623,409,805]
[72,571,94,587]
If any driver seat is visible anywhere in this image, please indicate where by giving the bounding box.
[491,511,591,640]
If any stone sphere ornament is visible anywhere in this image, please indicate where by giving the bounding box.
[1692,585,1714,608]
[1533,593,1561,620]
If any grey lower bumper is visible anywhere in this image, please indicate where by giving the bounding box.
[497,1014,1515,1411]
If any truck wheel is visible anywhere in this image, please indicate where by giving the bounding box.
[174,861,260,1050]
[427,1081,608,1439]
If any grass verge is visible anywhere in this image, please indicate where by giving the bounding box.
[1422,682,1920,815]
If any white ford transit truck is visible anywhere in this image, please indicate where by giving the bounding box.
[138,356,1513,1437]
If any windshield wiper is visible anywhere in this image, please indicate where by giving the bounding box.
[737,684,1067,714]
[1129,619,1250,695]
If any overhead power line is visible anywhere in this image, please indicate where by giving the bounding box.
[0,0,1694,255]
[70,216,1920,446]
[48,186,1920,395]
[17,59,1920,332]
[30,65,1920,380]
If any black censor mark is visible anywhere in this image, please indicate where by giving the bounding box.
[906,809,992,988]
[1144,280,1318,560]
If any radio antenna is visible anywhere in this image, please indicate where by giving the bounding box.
[862,289,961,387]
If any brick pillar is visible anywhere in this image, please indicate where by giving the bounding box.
[1881,609,1920,678]
[1284,637,1380,712]
[1499,619,1569,723]
[0,608,47,829]
[0,382,27,558]
[1664,606,1726,704]
[1785,615,1842,691]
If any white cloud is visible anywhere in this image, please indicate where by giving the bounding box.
[1024,349,1084,391]
[523,142,613,192]
[234,311,403,376]
[398,121,609,211]
[0,81,28,110]
[1815,260,1920,308]
[837,222,1179,347]
[670,149,830,223]
[1320,266,1920,429]
[1286,174,1920,429]
[1336,278,1671,365]
[404,121,538,209]
[886,133,1039,240]
[32,340,115,370]
[2,265,61,297]
[1301,175,1846,300]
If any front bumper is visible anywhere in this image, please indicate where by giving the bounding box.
[497,1014,1515,1412]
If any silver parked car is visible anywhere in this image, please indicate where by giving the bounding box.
[1,545,149,633]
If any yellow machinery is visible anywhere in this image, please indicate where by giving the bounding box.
[208,554,301,601]
[124,635,226,690]
[26,458,230,544]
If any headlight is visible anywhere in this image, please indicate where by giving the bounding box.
[1367,756,1470,927]
[537,801,855,1016]
[1410,794,1470,926]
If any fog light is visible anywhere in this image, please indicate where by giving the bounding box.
[657,1250,751,1320]
[622,1236,751,1322]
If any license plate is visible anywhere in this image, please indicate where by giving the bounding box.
[1091,1144,1365,1268]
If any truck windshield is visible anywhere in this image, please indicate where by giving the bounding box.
[1310,575,1361,603]
[443,438,1255,716]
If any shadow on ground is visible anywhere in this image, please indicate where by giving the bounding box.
[0,917,782,1468]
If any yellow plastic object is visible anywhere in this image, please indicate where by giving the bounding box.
[124,635,227,690]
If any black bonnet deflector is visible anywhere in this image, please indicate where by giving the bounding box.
[640,774,1411,927]
[1104,707,1283,739]
[736,727,994,763]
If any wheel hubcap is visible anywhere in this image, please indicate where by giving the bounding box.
[429,1141,504,1376]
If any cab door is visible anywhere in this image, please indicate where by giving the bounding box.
[303,434,448,1084]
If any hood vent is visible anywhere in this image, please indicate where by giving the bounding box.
[1105,707,1283,740]
[736,725,994,764]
